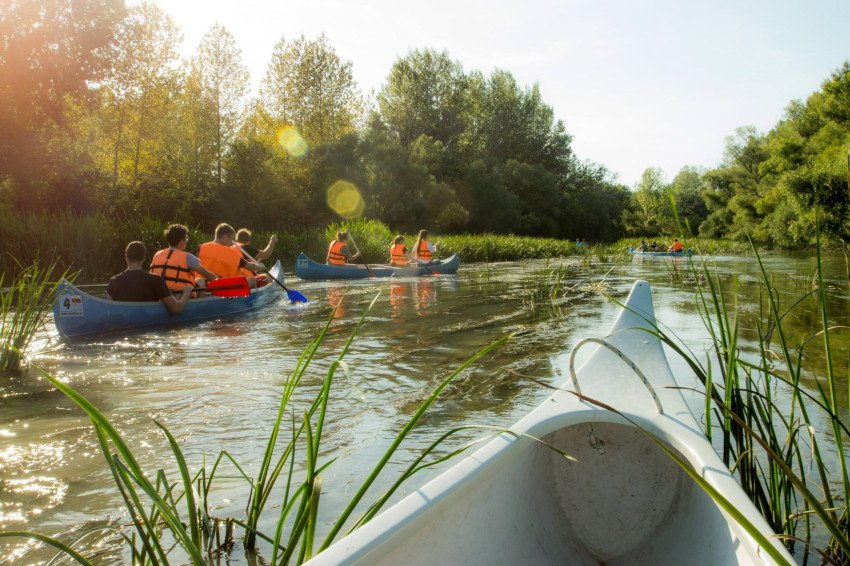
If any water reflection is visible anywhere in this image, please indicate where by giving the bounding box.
[389,281,408,317]
[327,284,347,319]
[415,278,435,316]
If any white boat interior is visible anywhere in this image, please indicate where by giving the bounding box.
[306,280,791,566]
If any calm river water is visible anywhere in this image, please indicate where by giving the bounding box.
[1,253,848,563]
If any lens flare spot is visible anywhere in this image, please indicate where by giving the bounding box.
[277,126,309,158]
[327,181,365,219]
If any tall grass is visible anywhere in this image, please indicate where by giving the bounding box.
[521,262,574,313]
[0,262,69,373]
[2,296,511,564]
[630,227,850,561]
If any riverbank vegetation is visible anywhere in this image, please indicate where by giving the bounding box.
[3,1,847,279]
[0,210,763,280]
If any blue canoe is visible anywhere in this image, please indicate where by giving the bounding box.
[629,247,692,257]
[53,261,284,340]
[294,252,460,280]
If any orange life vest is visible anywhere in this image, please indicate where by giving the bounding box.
[198,242,244,277]
[150,248,196,292]
[671,241,684,252]
[327,240,347,265]
[414,240,432,261]
[390,243,408,266]
[230,242,255,277]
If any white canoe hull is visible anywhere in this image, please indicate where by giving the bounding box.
[308,280,791,565]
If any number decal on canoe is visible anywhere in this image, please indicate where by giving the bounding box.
[297,258,308,268]
[59,295,84,317]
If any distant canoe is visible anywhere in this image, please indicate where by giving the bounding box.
[52,261,284,340]
[294,253,460,280]
[629,247,692,257]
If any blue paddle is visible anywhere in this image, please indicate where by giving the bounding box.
[237,247,309,303]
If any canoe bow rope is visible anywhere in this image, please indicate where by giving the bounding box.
[569,337,665,414]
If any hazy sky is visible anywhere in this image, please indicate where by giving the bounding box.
[146,0,850,186]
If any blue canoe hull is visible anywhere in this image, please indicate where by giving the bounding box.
[294,253,460,280]
[53,261,284,340]
[629,249,692,257]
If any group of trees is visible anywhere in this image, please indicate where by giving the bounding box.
[3,1,847,246]
[0,0,629,242]
[626,64,850,246]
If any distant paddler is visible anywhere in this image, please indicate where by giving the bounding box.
[326,231,361,265]
[411,229,439,264]
[668,238,685,252]
[389,235,415,266]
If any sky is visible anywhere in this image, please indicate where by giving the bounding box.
[144,0,850,187]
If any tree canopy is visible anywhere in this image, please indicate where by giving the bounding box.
[2,1,846,247]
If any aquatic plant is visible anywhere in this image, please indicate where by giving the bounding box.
[521,262,573,313]
[615,226,850,561]
[0,261,69,373]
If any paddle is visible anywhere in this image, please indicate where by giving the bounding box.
[345,232,376,278]
[236,246,310,303]
[196,276,251,298]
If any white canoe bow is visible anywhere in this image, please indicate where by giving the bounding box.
[307,280,792,565]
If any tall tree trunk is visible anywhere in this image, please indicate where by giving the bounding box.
[111,102,126,193]
[131,92,149,194]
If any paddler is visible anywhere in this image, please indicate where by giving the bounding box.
[411,229,439,263]
[198,223,266,288]
[235,228,278,261]
[326,231,360,265]
[107,241,191,315]
[388,235,414,266]
[150,224,218,294]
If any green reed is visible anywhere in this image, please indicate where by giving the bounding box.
[521,262,573,312]
[0,261,70,373]
[625,225,850,561]
[2,296,510,564]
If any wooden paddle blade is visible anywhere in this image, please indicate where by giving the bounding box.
[205,277,251,297]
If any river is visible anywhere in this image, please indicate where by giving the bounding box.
[1,252,848,563]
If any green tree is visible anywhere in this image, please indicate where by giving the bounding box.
[377,49,470,165]
[187,23,249,191]
[668,166,708,234]
[0,0,125,210]
[259,33,364,148]
[94,1,182,213]
[625,167,672,235]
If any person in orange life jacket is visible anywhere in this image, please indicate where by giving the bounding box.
[411,229,438,262]
[150,224,218,294]
[389,235,415,267]
[235,228,278,261]
[198,223,266,288]
[107,241,191,315]
[326,231,360,265]
[669,238,685,252]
